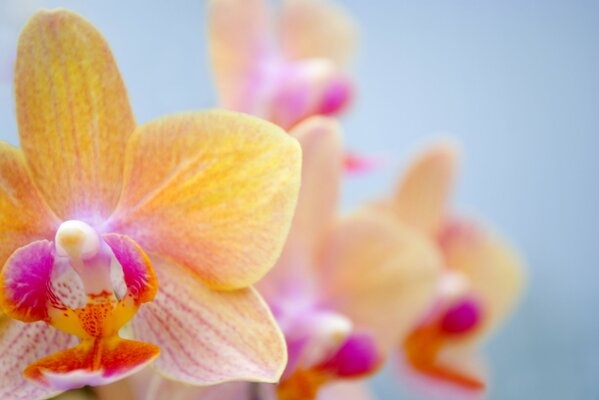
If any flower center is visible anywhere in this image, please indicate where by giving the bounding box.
[0,219,159,389]
[55,220,116,301]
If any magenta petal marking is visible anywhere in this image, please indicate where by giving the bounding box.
[103,234,156,304]
[317,332,381,378]
[272,79,311,128]
[318,77,352,115]
[440,298,481,335]
[344,152,386,174]
[0,240,58,322]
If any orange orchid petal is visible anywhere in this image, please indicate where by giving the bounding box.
[132,258,287,385]
[109,111,301,290]
[441,221,525,339]
[279,0,358,66]
[208,0,270,109]
[402,221,524,391]
[24,337,159,391]
[15,10,135,221]
[0,320,78,400]
[0,143,58,267]
[319,208,443,352]
[393,142,459,237]
[258,117,342,301]
[404,321,486,391]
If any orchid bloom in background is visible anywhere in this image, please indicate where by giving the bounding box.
[208,0,383,175]
[128,117,443,400]
[208,0,356,131]
[0,9,301,400]
[373,143,525,395]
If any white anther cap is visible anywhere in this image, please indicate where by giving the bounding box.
[439,270,470,301]
[55,220,100,260]
[295,310,353,368]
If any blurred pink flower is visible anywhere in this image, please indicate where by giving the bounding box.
[373,142,525,394]
[208,0,357,131]
[261,117,442,399]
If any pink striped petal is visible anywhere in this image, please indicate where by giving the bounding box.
[131,258,287,385]
[0,320,77,400]
[128,372,271,400]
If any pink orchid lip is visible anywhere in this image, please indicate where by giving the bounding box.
[241,56,349,129]
[440,298,482,335]
[316,332,381,378]
[281,306,353,370]
[317,76,352,116]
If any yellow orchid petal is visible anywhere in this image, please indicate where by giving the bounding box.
[208,0,270,109]
[442,221,525,339]
[258,117,342,301]
[279,0,358,66]
[0,142,59,267]
[132,258,287,385]
[109,111,301,290]
[319,208,443,352]
[15,10,135,221]
[393,142,459,237]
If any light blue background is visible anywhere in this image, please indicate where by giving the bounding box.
[1,1,598,399]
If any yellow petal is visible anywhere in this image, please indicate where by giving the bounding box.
[0,142,59,267]
[319,208,443,352]
[442,221,525,339]
[258,117,342,301]
[109,111,301,290]
[15,10,135,221]
[393,142,459,237]
[132,258,287,385]
[279,0,358,66]
[208,0,270,109]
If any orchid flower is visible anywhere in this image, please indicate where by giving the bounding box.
[128,117,444,400]
[208,0,383,175]
[0,9,301,400]
[374,142,525,394]
[208,0,356,131]
[258,118,442,400]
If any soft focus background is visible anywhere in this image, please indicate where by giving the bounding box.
[1,1,597,399]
